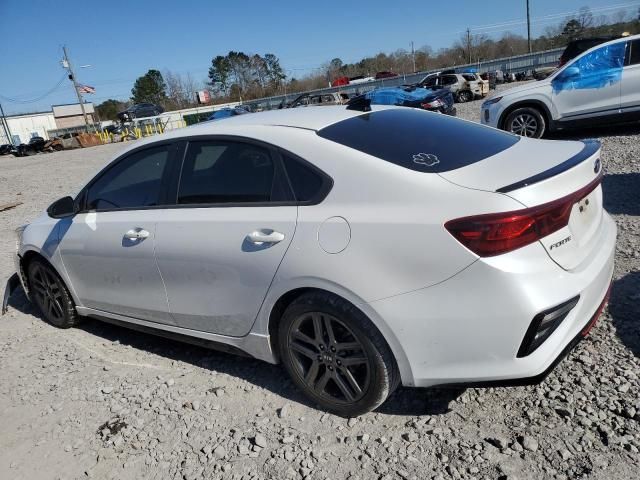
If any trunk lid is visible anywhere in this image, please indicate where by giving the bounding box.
[439,139,603,270]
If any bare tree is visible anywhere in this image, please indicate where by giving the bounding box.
[576,6,594,30]
[611,9,630,24]
[164,70,200,110]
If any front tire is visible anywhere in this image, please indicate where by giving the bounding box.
[27,258,79,328]
[504,107,546,138]
[278,292,399,417]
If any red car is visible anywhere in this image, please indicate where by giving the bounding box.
[332,76,350,87]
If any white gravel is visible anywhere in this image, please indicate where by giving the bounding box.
[1,89,639,479]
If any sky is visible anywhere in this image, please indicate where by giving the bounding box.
[1,0,638,114]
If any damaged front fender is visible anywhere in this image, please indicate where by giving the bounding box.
[2,273,20,315]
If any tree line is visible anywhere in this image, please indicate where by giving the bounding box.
[96,6,640,121]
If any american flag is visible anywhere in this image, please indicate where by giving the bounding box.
[77,85,95,94]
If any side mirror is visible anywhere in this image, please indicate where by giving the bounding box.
[47,196,77,219]
[563,66,580,79]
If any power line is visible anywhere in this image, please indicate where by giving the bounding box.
[0,74,67,104]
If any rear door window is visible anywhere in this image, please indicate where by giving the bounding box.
[627,39,640,66]
[442,75,458,85]
[177,140,289,204]
[281,153,330,203]
[317,109,519,173]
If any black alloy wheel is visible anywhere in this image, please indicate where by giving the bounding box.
[27,259,79,328]
[288,311,371,404]
[278,292,399,417]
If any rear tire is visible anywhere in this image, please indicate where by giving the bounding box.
[27,258,79,329]
[457,90,473,103]
[278,291,399,417]
[504,107,546,138]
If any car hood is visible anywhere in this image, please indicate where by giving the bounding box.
[496,80,552,99]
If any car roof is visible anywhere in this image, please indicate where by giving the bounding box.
[586,32,639,48]
[173,105,397,134]
[558,33,639,67]
[111,105,399,158]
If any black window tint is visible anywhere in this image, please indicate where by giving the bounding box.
[282,154,324,202]
[86,145,169,211]
[178,141,276,204]
[317,109,519,173]
[442,75,458,85]
[629,40,640,66]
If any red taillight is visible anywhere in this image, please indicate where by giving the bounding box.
[445,174,602,257]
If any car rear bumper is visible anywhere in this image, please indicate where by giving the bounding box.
[369,212,616,388]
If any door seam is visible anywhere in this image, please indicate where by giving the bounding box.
[152,221,175,323]
[246,206,300,335]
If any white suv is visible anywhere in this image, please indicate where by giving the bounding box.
[482,34,640,137]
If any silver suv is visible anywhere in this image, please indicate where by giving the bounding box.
[482,34,640,138]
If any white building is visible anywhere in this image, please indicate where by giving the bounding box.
[2,111,57,145]
[0,102,95,145]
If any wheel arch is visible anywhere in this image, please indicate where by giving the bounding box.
[20,248,79,306]
[21,249,56,292]
[498,100,553,131]
[265,285,414,385]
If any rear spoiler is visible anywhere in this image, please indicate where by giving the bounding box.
[496,140,601,193]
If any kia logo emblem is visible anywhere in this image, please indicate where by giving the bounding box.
[594,158,601,174]
[413,152,439,167]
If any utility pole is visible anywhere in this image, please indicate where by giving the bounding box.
[466,28,472,64]
[410,41,416,73]
[0,102,12,144]
[526,0,532,53]
[62,46,90,132]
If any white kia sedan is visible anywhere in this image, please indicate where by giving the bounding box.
[4,105,615,416]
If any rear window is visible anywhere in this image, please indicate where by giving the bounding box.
[317,109,519,173]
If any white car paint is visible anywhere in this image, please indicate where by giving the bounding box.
[482,34,640,134]
[13,105,616,390]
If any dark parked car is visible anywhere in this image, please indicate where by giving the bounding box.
[375,71,399,80]
[349,86,456,115]
[14,136,46,156]
[207,106,251,121]
[0,144,14,155]
[558,36,619,67]
[117,103,164,122]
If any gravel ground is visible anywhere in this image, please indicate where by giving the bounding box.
[1,84,639,480]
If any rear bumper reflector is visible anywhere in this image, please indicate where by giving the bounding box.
[517,296,580,358]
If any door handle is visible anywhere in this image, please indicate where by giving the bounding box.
[124,228,150,240]
[247,230,285,245]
